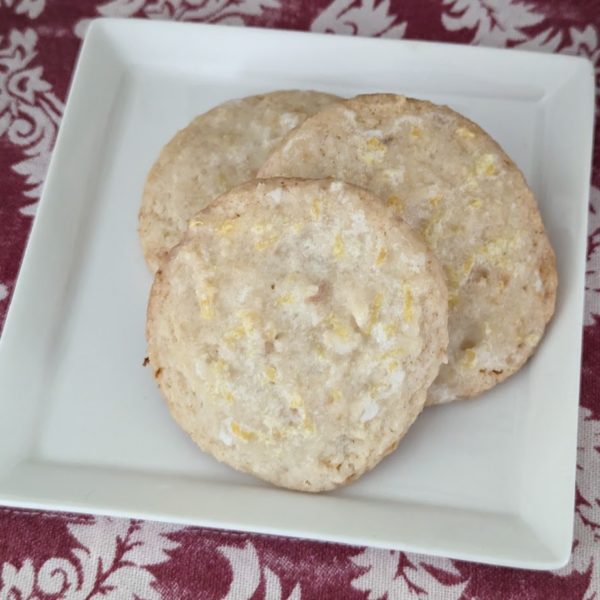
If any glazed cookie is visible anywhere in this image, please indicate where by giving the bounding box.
[139,90,340,272]
[258,94,557,404]
[146,178,448,491]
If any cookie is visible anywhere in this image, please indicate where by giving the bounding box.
[139,90,340,272]
[146,178,448,491]
[258,94,557,405]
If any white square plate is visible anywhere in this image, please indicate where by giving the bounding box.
[0,18,594,570]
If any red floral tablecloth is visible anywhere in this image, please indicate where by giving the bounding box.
[1,1,599,598]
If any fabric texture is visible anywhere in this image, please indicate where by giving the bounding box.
[0,1,599,598]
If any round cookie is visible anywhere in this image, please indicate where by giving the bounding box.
[258,94,557,405]
[146,178,448,492]
[139,90,340,272]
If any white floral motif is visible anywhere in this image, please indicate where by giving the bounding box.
[0,283,7,302]
[577,407,600,527]
[556,407,600,600]
[0,0,45,18]
[441,0,544,46]
[219,541,301,600]
[0,28,63,216]
[350,548,468,599]
[311,0,406,38]
[1,560,35,598]
[514,26,562,52]
[585,186,600,326]
[75,0,280,38]
[0,517,184,599]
